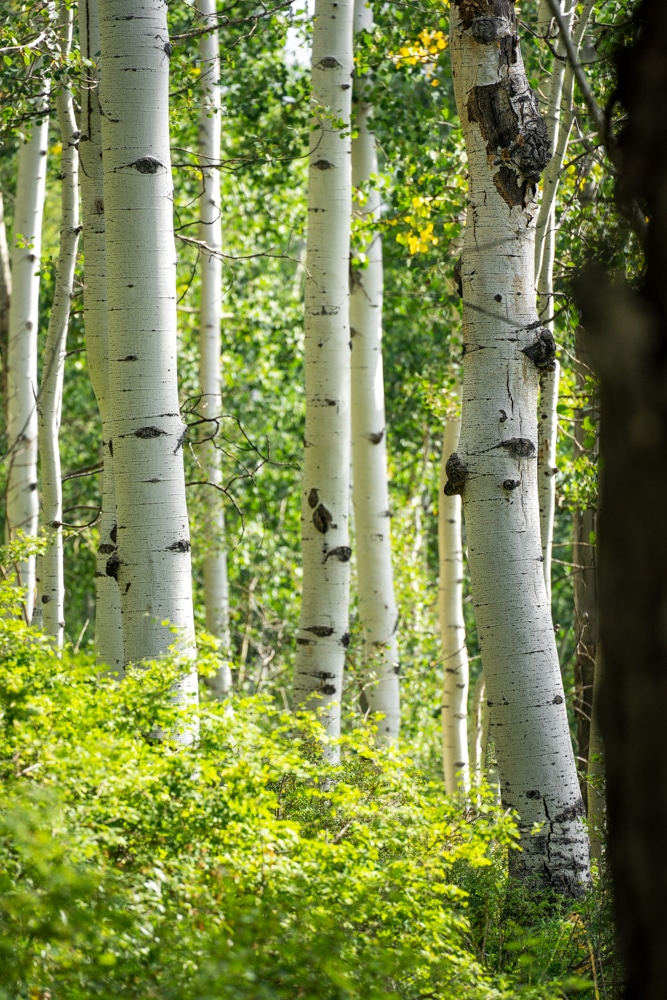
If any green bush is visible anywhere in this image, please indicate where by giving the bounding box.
[0,555,613,999]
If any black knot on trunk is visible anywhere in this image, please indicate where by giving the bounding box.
[325,545,351,563]
[522,327,557,370]
[167,539,191,553]
[131,156,163,174]
[105,552,121,579]
[313,503,334,534]
[500,437,536,459]
[316,55,343,69]
[444,452,468,496]
[134,426,166,439]
[471,16,502,43]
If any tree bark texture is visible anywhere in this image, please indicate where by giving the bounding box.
[350,0,400,741]
[448,0,589,893]
[79,0,124,672]
[37,2,80,645]
[438,409,470,793]
[534,1,594,600]
[293,0,354,750]
[196,0,232,697]
[0,191,11,411]
[98,0,198,707]
[578,2,667,992]
[5,112,49,621]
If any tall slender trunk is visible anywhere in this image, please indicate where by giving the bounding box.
[5,111,49,621]
[534,0,595,598]
[98,0,198,710]
[469,672,489,786]
[572,327,598,798]
[37,3,80,645]
[0,192,11,409]
[293,0,354,752]
[438,400,470,794]
[447,0,590,892]
[196,0,232,697]
[79,0,123,672]
[350,0,399,741]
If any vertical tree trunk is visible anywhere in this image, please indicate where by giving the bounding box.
[578,2,667,988]
[438,401,470,793]
[37,2,80,645]
[293,0,354,751]
[534,0,594,599]
[196,0,232,697]
[350,0,399,741]
[79,0,124,672]
[0,191,11,410]
[98,0,198,708]
[572,327,598,797]
[5,111,49,621]
[447,0,589,892]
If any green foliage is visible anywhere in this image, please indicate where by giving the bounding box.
[0,573,524,999]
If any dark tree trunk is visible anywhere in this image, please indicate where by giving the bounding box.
[572,327,598,804]
[578,2,667,996]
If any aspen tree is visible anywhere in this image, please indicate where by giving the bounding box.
[534,0,594,598]
[5,108,49,622]
[350,0,399,741]
[98,0,198,708]
[196,0,232,697]
[0,192,10,400]
[293,0,354,750]
[447,0,590,891]
[438,394,469,794]
[79,0,123,672]
[37,2,80,645]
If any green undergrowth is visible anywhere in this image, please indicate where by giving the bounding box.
[0,561,614,999]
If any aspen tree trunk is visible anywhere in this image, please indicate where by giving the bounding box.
[0,192,10,407]
[438,402,470,793]
[469,672,489,786]
[79,0,123,672]
[448,0,589,892]
[5,111,49,621]
[293,0,354,750]
[196,0,232,697]
[98,0,198,707]
[534,0,594,598]
[350,0,399,741]
[37,3,80,645]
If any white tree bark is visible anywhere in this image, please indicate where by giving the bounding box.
[448,0,589,892]
[0,191,11,402]
[469,671,489,786]
[534,0,594,600]
[196,0,232,697]
[438,405,470,794]
[98,0,198,712]
[350,0,400,741]
[37,2,80,645]
[293,0,354,752]
[79,0,124,673]
[5,109,49,622]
